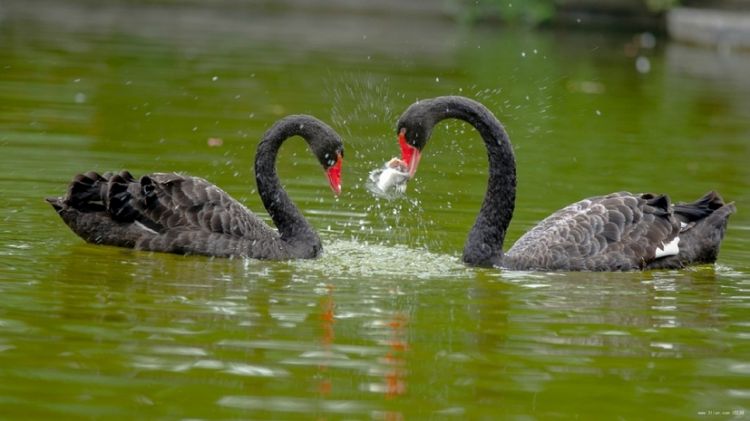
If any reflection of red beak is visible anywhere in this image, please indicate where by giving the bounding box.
[326,154,342,196]
[398,129,421,178]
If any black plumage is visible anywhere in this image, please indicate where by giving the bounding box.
[46,115,344,260]
[396,96,735,271]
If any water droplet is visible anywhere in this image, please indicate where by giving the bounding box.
[595,110,602,116]
[636,56,651,74]
[521,51,526,57]
[74,92,86,103]
[640,32,656,49]
[435,77,440,83]
[212,76,219,81]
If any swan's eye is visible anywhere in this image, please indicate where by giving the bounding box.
[399,127,417,146]
[325,151,343,168]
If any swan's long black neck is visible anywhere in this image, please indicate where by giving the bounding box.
[404,96,516,267]
[255,117,321,252]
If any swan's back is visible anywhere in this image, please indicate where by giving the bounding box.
[126,172,268,236]
[504,191,734,271]
[46,171,308,259]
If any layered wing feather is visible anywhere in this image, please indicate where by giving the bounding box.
[48,171,289,258]
[117,171,271,238]
[505,192,679,271]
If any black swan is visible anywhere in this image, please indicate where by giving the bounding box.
[46,115,344,259]
[392,96,735,271]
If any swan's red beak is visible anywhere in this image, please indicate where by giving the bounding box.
[326,154,342,196]
[399,129,421,178]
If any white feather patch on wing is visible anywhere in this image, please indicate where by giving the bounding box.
[655,236,680,258]
[134,221,158,235]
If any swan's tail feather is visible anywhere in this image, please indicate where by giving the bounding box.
[46,170,158,248]
[107,171,140,222]
[66,171,109,212]
[648,191,735,269]
[644,193,671,217]
[673,190,726,223]
[679,195,735,264]
[45,196,64,213]
[47,171,138,216]
[140,175,160,209]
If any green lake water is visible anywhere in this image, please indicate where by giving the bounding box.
[1,2,749,419]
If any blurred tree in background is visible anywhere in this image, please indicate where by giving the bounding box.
[461,0,683,26]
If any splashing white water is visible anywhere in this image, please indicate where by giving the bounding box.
[300,239,469,281]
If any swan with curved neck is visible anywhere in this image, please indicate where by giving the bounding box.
[47,115,344,259]
[395,96,735,271]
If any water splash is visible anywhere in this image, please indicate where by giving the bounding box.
[301,239,468,281]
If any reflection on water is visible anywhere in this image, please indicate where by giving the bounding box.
[1,1,749,419]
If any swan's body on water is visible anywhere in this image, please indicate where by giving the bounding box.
[47,115,344,260]
[390,95,735,271]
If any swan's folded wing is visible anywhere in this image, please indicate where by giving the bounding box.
[124,172,277,240]
[506,192,679,271]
